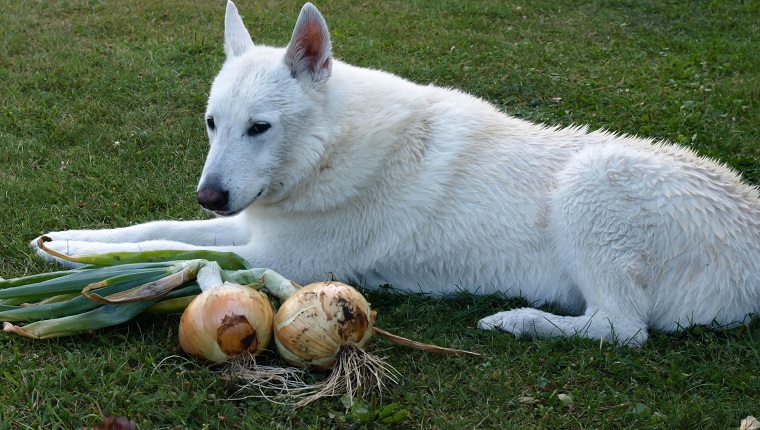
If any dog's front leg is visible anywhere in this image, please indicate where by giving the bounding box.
[33,215,250,246]
[33,238,254,268]
[31,215,252,267]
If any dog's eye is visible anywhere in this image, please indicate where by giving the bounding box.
[206,117,215,130]
[247,121,271,136]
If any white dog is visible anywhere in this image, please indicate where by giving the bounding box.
[33,1,760,345]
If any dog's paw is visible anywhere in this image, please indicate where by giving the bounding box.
[478,307,577,340]
[30,235,85,268]
[478,308,544,337]
[30,234,56,261]
[30,236,136,268]
[30,232,80,256]
[30,233,55,252]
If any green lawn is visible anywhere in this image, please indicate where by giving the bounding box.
[1,0,759,428]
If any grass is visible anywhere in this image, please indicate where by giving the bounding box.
[1,0,759,428]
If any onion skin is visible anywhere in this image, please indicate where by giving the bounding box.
[274,281,374,370]
[179,282,274,363]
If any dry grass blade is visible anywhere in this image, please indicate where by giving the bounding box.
[373,327,484,357]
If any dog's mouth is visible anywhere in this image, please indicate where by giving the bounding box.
[213,187,265,217]
[212,209,236,217]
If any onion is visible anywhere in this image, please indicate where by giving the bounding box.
[178,282,274,363]
[270,281,399,406]
[273,281,374,369]
[223,279,479,406]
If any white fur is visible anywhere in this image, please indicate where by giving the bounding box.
[33,1,760,345]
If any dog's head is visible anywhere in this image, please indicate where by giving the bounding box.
[197,1,332,216]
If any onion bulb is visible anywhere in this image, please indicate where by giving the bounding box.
[273,281,375,369]
[232,279,477,406]
[179,282,274,363]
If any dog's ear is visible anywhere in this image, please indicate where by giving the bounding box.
[224,0,255,58]
[284,3,332,87]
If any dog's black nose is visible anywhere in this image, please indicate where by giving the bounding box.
[196,187,229,211]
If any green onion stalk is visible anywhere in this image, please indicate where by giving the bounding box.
[0,237,294,339]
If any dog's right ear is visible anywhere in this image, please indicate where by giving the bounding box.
[285,3,332,87]
[224,1,254,58]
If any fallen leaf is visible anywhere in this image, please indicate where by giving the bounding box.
[740,416,760,430]
[629,402,651,418]
[91,414,136,430]
[517,396,537,405]
[557,393,573,408]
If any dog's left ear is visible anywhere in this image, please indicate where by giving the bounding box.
[285,3,332,87]
[224,1,255,58]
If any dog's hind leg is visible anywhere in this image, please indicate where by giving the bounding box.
[477,212,652,345]
[481,142,676,345]
[479,217,652,346]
